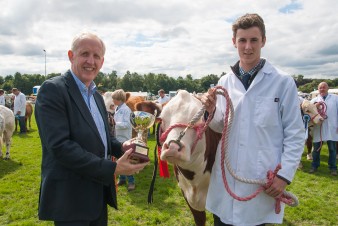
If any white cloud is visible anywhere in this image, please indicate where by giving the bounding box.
[0,0,337,79]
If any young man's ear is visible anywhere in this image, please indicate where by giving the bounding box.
[232,37,237,48]
[261,37,266,48]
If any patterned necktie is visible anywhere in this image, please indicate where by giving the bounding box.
[242,73,251,90]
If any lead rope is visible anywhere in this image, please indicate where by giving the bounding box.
[207,86,298,214]
[315,101,327,152]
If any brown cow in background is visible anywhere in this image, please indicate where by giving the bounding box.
[15,101,33,132]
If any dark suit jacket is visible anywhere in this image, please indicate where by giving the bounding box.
[35,70,124,221]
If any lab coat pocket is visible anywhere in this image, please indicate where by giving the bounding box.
[254,97,279,127]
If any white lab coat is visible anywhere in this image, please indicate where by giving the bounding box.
[13,92,26,116]
[114,103,132,142]
[0,95,5,106]
[157,95,170,104]
[311,94,338,142]
[206,60,304,225]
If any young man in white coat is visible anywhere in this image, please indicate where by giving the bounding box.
[309,82,337,176]
[202,13,304,225]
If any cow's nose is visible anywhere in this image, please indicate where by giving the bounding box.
[163,142,169,150]
[169,140,182,152]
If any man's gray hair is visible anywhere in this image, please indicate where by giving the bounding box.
[71,32,106,55]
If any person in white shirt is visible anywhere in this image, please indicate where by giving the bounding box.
[309,82,337,176]
[12,88,27,133]
[112,89,135,191]
[0,89,5,106]
[202,13,304,225]
[156,89,170,105]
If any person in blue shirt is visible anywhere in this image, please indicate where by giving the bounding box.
[35,32,148,226]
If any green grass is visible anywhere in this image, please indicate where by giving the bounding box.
[0,112,337,225]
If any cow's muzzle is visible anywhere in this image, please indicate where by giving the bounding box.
[168,139,183,151]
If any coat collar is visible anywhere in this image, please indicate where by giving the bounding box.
[244,60,273,91]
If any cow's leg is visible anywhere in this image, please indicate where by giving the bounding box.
[0,135,3,158]
[29,116,31,129]
[3,132,10,160]
[189,207,206,226]
[181,191,206,226]
[306,133,313,160]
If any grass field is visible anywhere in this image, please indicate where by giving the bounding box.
[0,112,337,226]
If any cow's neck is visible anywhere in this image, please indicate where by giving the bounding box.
[204,127,222,173]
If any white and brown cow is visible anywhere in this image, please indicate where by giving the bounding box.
[0,105,15,159]
[300,99,324,160]
[158,90,221,226]
[102,91,115,114]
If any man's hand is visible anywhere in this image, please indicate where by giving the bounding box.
[265,177,288,198]
[115,148,149,175]
[201,88,216,114]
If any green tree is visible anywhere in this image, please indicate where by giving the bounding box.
[144,73,158,94]
[0,76,4,86]
[199,74,220,92]
[118,71,144,92]
[156,74,175,93]
[104,70,118,91]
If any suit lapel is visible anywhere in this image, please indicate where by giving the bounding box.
[64,71,103,144]
[94,92,112,155]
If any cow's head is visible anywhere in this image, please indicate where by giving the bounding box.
[159,90,206,166]
[301,99,324,125]
[125,93,146,112]
[102,91,115,114]
[135,101,162,117]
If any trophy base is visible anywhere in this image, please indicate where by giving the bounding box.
[125,143,150,164]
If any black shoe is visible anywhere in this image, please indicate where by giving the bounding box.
[127,183,135,191]
[309,168,317,173]
[330,170,337,176]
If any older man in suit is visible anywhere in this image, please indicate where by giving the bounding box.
[35,32,149,226]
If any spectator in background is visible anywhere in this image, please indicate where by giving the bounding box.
[12,88,26,134]
[156,89,170,105]
[310,82,337,176]
[0,89,5,106]
[112,89,135,191]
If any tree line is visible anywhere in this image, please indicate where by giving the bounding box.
[0,72,337,96]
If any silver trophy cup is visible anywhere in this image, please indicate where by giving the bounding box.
[129,111,156,163]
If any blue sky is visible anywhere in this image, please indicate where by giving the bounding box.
[0,0,337,79]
